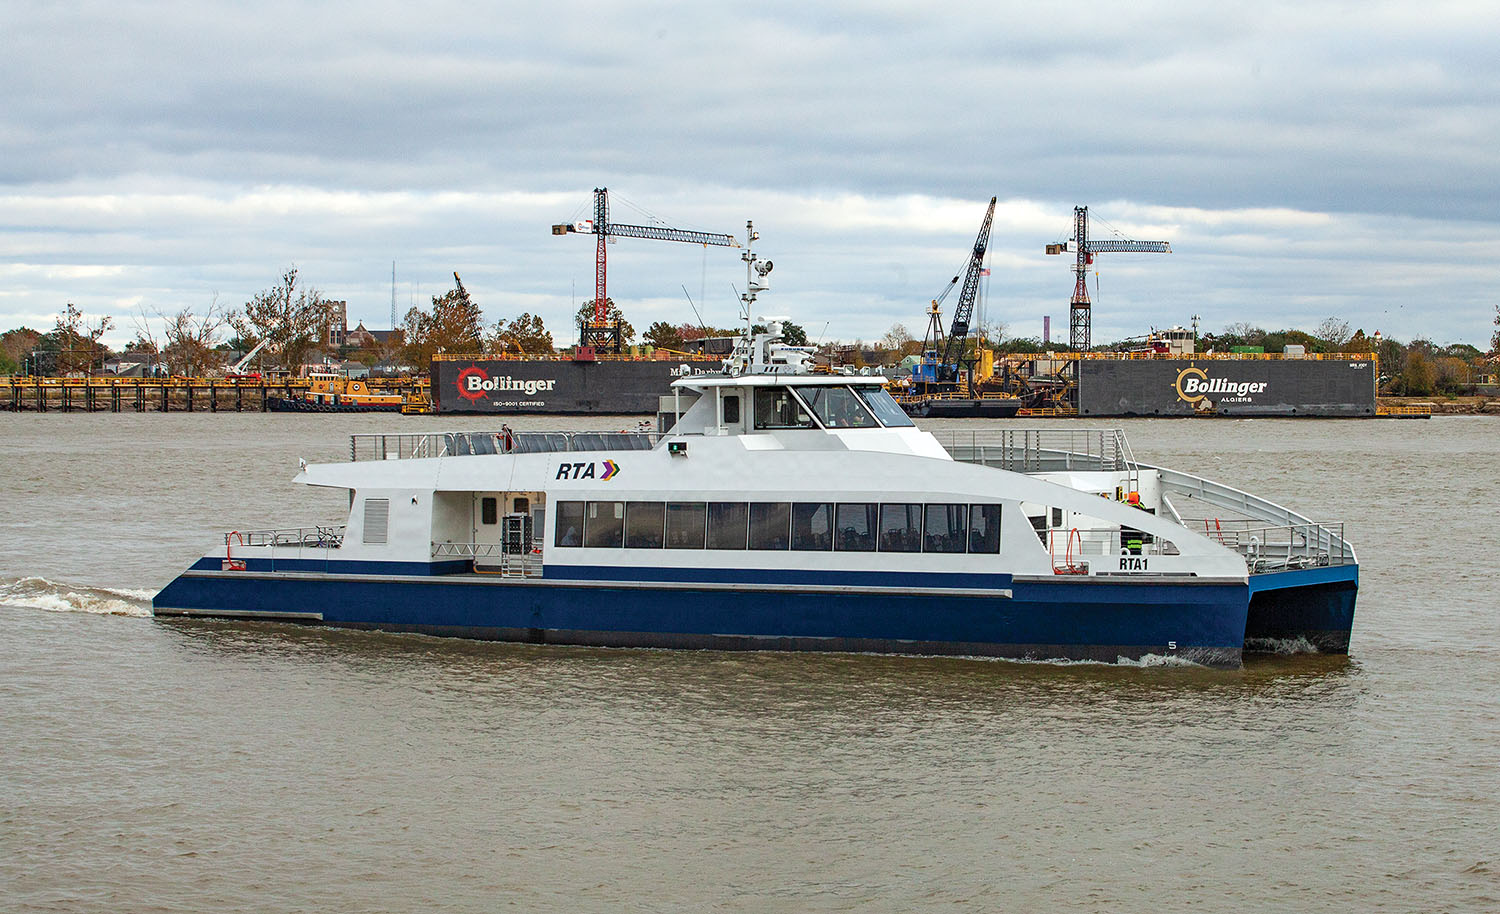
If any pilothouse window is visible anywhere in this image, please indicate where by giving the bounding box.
[754,388,816,429]
[799,386,879,429]
[856,387,915,427]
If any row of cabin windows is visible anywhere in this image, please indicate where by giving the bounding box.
[554,501,1001,553]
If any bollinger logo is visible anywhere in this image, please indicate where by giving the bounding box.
[556,459,618,481]
[1172,364,1268,404]
[455,365,557,402]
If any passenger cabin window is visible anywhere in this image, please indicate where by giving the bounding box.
[749,502,791,550]
[722,394,740,424]
[625,501,666,549]
[879,503,921,552]
[970,504,1002,553]
[665,502,707,549]
[923,504,967,554]
[835,503,878,552]
[584,501,625,548]
[792,503,833,550]
[707,502,748,549]
[560,499,1003,555]
[754,388,816,429]
[555,501,584,547]
[481,497,498,526]
[856,387,915,427]
[799,386,879,429]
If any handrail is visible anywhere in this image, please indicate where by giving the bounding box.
[935,428,1355,565]
[224,525,346,548]
[350,429,660,461]
[931,428,1139,475]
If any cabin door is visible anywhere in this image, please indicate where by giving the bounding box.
[473,492,506,563]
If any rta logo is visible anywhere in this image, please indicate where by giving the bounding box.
[556,460,618,480]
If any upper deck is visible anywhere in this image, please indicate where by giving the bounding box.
[342,426,1353,574]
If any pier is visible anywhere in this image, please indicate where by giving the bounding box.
[0,376,428,413]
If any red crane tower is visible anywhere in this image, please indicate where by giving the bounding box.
[1046,206,1171,351]
[553,188,740,353]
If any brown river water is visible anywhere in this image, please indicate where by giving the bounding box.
[1,411,1497,912]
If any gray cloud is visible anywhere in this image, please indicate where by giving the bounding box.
[2,1,1497,348]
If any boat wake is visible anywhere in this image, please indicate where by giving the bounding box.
[1117,652,1205,668]
[1243,636,1321,655]
[0,576,154,618]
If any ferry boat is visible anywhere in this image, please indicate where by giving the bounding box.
[267,373,405,412]
[154,235,1357,666]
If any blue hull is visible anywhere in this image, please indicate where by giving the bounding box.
[1245,564,1358,652]
[154,563,1263,667]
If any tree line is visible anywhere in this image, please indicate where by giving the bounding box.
[0,268,623,376]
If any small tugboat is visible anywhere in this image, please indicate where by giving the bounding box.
[267,373,404,412]
[156,229,1357,666]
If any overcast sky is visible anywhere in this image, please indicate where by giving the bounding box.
[3,1,1497,350]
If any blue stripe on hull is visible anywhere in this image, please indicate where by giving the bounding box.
[191,556,471,576]
[154,571,1250,667]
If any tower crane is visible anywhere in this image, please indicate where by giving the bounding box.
[553,188,739,353]
[1045,206,1170,351]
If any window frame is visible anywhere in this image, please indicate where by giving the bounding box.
[748,502,791,550]
[624,501,666,549]
[583,500,625,549]
[706,501,749,550]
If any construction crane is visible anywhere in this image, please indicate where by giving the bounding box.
[939,196,997,382]
[1045,206,1170,351]
[223,337,270,377]
[553,187,739,353]
[915,197,996,389]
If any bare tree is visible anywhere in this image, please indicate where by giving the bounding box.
[975,319,1009,347]
[160,297,228,376]
[1316,316,1353,350]
[1222,322,1266,344]
[230,266,325,371]
[882,322,918,357]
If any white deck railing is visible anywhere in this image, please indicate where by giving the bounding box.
[350,430,659,461]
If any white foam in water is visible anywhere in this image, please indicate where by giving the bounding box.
[1116,652,1205,668]
[1243,636,1320,655]
[0,576,154,618]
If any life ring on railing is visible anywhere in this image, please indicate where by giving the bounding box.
[223,531,247,571]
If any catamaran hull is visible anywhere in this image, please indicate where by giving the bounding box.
[1245,565,1359,652]
[154,565,1269,667]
